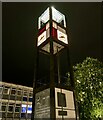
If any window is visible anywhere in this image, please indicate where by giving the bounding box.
[21,113,26,118]
[17,89,22,96]
[27,113,31,119]
[15,104,21,113]
[21,104,27,113]
[23,91,28,97]
[57,92,66,107]
[2,105,6,112]
[2,112,6,118]
[10,95,15,100]
[1,103,7,112]
[2,94,9,99]
[16,96,21,101]
[11,88,16,95]
[8,104,14,113]
[7,113,13,118]
[29,92,33,97]
[23,97,27,101]
[0,86,3,94]
[14,113,20,118]
[3,86,10,94]
[27,105,32,113]
[29,97,32,102]
[8,106,13,112]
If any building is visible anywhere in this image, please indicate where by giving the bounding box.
[0,81,33,119]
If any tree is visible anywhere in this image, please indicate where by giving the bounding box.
[67,57,103,120]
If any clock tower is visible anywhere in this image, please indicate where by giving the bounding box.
[32,6,78,120]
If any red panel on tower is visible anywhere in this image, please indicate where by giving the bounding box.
[52,27,57,39]
[38,26,46,36]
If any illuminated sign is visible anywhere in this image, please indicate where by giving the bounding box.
[38,31,46,46]
[52,22,68,44]
[57,30,68,44]
[37,23,50,46]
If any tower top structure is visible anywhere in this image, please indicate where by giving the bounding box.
[38,6,66,29]
[37,6,68,54]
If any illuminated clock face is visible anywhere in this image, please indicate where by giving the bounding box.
[57,30,68,44]
[38,31,46,46]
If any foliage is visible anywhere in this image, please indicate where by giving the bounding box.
[67,57,103,120]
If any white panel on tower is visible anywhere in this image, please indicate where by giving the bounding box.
[51,7,66,27]
[62,89,75,110]
[38,31,46,46]
[57,30,68,44]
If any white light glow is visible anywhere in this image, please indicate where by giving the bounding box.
[57,30,68,44]
[38,7,50,29]
[38,31,46,46]
[27,105,32,113]
[22,104,26,107]
[51,7,66,27]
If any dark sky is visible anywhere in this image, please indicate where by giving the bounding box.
[2,2,102,87]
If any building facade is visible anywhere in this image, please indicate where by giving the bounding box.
[0,81,33,120]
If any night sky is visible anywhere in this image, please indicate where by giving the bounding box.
[2,2,102,87]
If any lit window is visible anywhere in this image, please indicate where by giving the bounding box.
[27,105,32,113]
[21,104,27,113]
